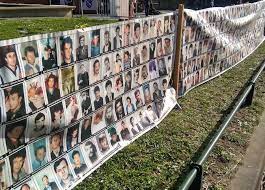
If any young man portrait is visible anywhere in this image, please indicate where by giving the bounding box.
[6,120,26,151]
[42,175,59,190]
[54,157,74,188]
[23,45,40,77]
[80,89,92,116]
[76,35,88,61]
[71,150,87,176]
[61,36,74,66]
[93,85,104,110]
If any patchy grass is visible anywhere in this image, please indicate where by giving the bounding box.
[75,43,265,190]
[0,17,115,40]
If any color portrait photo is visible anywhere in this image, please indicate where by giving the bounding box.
[39,37,57,71]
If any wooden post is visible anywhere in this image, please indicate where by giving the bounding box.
[172,2,185,97]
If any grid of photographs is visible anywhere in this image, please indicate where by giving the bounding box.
[0,12,177,189]
[179,2,265,96]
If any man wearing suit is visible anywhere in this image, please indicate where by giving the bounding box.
[113,26,122,49]
[42,175,59,190]
[76,35,88,61]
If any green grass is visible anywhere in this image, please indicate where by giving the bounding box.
[0,17,116,40]
[75,43,265,190]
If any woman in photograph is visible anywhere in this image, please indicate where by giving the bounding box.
[45,73,61,104]
[66,125,79,150]
[50,103,65,131]
[91,30,100,57]
[83,141,98,163]
[91,59,101,84]
[150,19,156,38]
[123,23,131,46]
[115,75,124,95]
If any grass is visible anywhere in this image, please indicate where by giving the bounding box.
[0,17,115,40]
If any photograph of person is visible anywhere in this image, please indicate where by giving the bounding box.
[13,180,37,190]
[104,79,114,104]
[158,57,168,76]
[123,49,131,70]
[65,124,79,150]
[143,84,152,104]
[125,94,136,115]
[149,40,156,60]
[107,126,120,146]
[115,97,125,120]
[132,67,141,88]
[139,109,152,128]
[81,138,99,164]
[141,64,150,83]
[77,62,89,90]
[60,66,75,96]
[44,71,61,104]
[133,88,144,109]
[27,110,49,141]
[69,147,88,177]
[132,46,141,67]
[164,16,170,34]
[91,85,104,110]
[123,22,131,47]
[149,18,157,38]
[117,119,132,141]
[80,89,92,116]
[33,166,59,190]
[151,80,163,101]
[169,15,176,33]
[141,43,149,63]
[142,20,149,41]
[155,99,165,118]
[40,37,57,71]
[102,54,113,79]
[91,108,106,134]
[101,28,112,53]
[113,74,124,97]
[156,38,164,57]
[20,41,41,77]
[5,120,26,151]
[4,83,26,121]
[0,159,11,189]
[146,104,158,122]
[114,51,123,74]
[60,36,74,66]
[161,78,168,96]
[129,115,142,136]
[80,116,92,142]
[163,37,172,55]
[149,59,159,79]
[156,17,164,37]
[91,29,101,57]
[29,138,48,171]
[26,76,46,112]
[104,103,116,127]
[112,25,122,49]
[133,21,141,44]
[0,45,22,84]
[89,58,102,84]
[50,102,65,132]
[53,156,75,189]
[124,71,132,93]
[76,34,88,61]
[49,131,64,160]
[65,95,82,125]
[9,148,28,184]
[96,132,110,154]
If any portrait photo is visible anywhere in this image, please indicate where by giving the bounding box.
[150,80,163,101]
[29,138,48,171]
[156,16,164,37]
[13,179,37,190]
[91,84,104,111]
[53,156,75,189]
[9,148,29,184]
[44,71,61,104]
[146,104,158,123]
[138,108,152,129]
[39,37,57,71]
[115,97,125,120]
[123,48,132,70]
[33,166,60,190]
[68,147,88,177]
[4,83,26,121]
[49,131,64,160]
[114,74,124,97]
[149,18,157,38]
[114,50,123,74]
[91,108,106,135]
[90,29,101,57]
[50,102,65,132]
[104,102,116,127]
[112,24,122,50]
[19,41,41,77]
[154,99,165,118]
[149,40,156,60]
[76,33,88,61]
[149,59,159,79]
[65,124,80,150]
[96,131,110,154]
[80,116,92,142]
[89,58,102,85]
[161,77,169,96]
[0,127,7,157]
[142,19,149,41]
[117,119,132,141]
[143,84,152,105]
[101,26,112,53]
[123,22,132,47]
[124,92,136,115]
[124,70,132,93]
[76,60,89,90]
[141,43,149,63]
[132,46,141,67]
[26,76,46,112]
[103,78,114,104]
[65,94,82,125]
[140,64,150,84]
[102,54,113,79]
[60,35,75,66]
[0,45,22,84]
[0,159,11,189]
[26,109,50,141]
[60,66,76,96]
[107,125,120,146]
[164,16,170,34]
[128,113,143,136]
[132,21,141,44]
[80,89,92,116]
[132,67,142,88]
[157,57,168,76]
[133,88,145,110]
[156,38,164,57]
[163,36,173,55]
[81,138,100,165]
[170,15,176,33]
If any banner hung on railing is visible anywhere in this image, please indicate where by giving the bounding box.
[179,1,265,96]
[0,13,178,190]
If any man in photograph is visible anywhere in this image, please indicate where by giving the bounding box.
[50,103,65,131]
[142,21,149,40]
[81,117,92,141]
[129,116,142,135]
[54,158,74,188]
[93,86,103,110]
[134,89,144,108]
[71,150,87,175]
[105,80,114,103]
[46,73,61,104]
[115,98,125,120]
[141,65,149,82]
[133,69,141,87]
[103,57,112,79]
[141,45,149,63]
[80,90,92,115]
[29,112,47,139]
[0,45,21,84]
[42,175,59,190]
[102,31,112,53]
[91,59,101,83]
[123,23,131,46]
[76,35,88,61]
[162,79,168,95]
[120,121,131,141]
[124,71,132,92]
[50,133,63,160]
[108,127,120,146]
[77,64,89,89]
[152,82,162,100]
[132,47,140,66]
[98,134,109,153]
[164,16,170,34]
[9,149,27,183]
[133,23,141,44]
[113,26,122,49]
[61,37,74,65]
[32,145,47,170]
[42,45,57,71]
[149,41,156,59]
[164,38,172,55]
[24,46,40,77]
[143,85,152,104]
[91,30,100,57]
[105,103,115,126]
[27,80,45,111]
[123,51,131,70]
[62,68,75,95]
[6,120,26,151]
[158,58,167,76]
[5,84,26,121]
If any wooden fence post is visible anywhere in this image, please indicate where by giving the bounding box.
[172,3,185,97]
